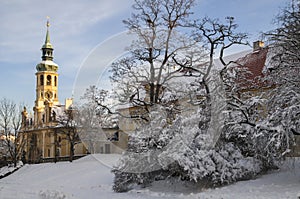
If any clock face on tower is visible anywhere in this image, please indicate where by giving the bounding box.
[45,91,53,101]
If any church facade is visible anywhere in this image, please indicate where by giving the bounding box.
[18,20,87,163]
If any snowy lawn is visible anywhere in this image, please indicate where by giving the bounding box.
[0,154,299,199]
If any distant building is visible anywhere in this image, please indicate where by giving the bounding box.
[18,20,87,163]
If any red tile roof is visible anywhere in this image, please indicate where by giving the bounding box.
[234,47,272,90]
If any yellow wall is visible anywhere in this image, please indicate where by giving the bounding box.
[19,127,87,163]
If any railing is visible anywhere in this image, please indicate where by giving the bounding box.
[27,154,86,164]
[43,154,86,163]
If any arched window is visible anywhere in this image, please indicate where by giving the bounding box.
[47,75,51,85]
[40,75,44,86]
[54,76,57,86]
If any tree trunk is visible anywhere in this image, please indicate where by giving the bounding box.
[13,146,17,167]
[149,83,155,104]
[154,84,161,103]
[70,141,74,162]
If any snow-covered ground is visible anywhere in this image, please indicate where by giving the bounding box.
[0,161,23,178]
[0,154,299,199]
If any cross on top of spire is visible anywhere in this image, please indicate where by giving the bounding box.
[46,16,50,28]
[42,16,53,49]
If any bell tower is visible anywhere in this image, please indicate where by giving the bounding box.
[34,18,59,126]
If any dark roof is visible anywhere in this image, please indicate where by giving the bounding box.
[234,47,272,90]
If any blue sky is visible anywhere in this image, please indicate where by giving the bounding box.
[0,0,287,109]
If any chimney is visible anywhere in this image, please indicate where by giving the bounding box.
[253,41,264,51]
[65,98,73,110]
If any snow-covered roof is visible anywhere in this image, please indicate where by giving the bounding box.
[213,50,252,70]
[168,50,252,84]
[233,48,272,89]
[52,105,66,118]
[39,60,58,66]
[116,103,134,110]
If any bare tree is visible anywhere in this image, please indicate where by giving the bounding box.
[265,1,300,72]
[56,107,80,162]
[80,85,111,127]
[0,98,24,167]
[109,0,205,109]
[76,86,112,154]
[192,16,249,94]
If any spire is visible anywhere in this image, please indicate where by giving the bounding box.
[41,17,54,61]
[37,17,58,72]
[42,17,53,49]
